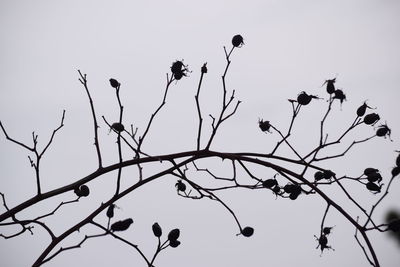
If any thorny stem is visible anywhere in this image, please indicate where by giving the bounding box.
[137,74,174,155]
[78,70,103,168]
[195,63,206,150]
[115,83,124,195]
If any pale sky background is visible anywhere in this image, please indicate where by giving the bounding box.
[1,0,400,266]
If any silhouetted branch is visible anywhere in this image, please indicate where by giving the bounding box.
[78,70,103,168]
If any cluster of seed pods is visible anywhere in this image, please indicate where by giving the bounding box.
[262,178,302,200]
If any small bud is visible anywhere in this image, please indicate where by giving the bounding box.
[201,63,208,74]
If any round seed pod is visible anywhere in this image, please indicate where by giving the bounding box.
[168,229,180,241]
[171,61,184,74]
[297,92,312,105]
[111,122,125,133]
[169,239,181,248]
[79,185,90,197]
[258,120,271,132]
[366,182,381,193]
[363,113,380,125]
[175,180,186,192]
[232,35,244,47]
[391,167,400,177]
[323,227,333,235]
[388,219,400,232]
[314,171,324,181]
[333,89,346,103]
[241,226,254,237]
[364,168,379,176]
[367,172,382,183]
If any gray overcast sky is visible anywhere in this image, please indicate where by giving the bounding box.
[1,0,400,266]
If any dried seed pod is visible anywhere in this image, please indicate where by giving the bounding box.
[376,124,391,138]
[333,89,346,104]
[323,227,334,235]
[169,239,181,248]
[258,119,271,132]
[74,185,90,197]
[388,219,400,232]
[367,172,382,183]
[391,167,400,177]
[323,170,335,180]
[168,229,180,241]
[356,101,372,117]
[171,60,189,80]
[241,226,254,237]
[109,78,120,89]
[314,171,324,181]
[289,192,300,200]
[364,168,379,176]
[262,179,277,189]
[152,222,162,237]
[316,234,332,252]
[232,34,244,47]
[175,180,186,192]
[111,122,125,133]
[363,113,380,125]
[272,185,281,195]
[111,218,133,232]
[297,92,312,105]
[366,182,381,194]
[171,61,184,74]
[324,79,336,94]
[396,153,400,167]
[283,184,295,193]
[79,185,90,197]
